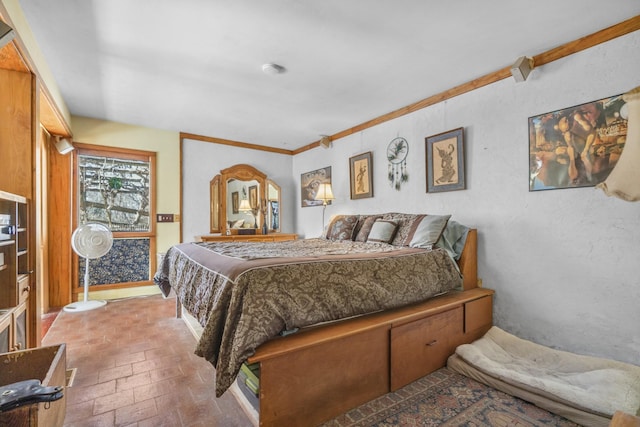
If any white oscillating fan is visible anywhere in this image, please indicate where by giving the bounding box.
[63,223,113,312]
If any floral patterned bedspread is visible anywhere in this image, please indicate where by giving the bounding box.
[154,238,462,396]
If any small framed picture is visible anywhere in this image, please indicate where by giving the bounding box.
[232,191,239,214]
[349,152,373,199]
[248,185,258,209]
[425,127,465,193]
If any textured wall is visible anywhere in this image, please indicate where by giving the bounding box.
[181,140,294,242]
[292,31,640,365]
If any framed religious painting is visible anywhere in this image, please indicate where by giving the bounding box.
[349,152,373,199]
[425,127,465,193]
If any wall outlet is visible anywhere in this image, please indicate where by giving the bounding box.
[157,214,174,223]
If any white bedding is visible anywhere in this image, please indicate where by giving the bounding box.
[454,326,640,417]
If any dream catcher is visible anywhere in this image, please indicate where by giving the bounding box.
[387,137,409,190]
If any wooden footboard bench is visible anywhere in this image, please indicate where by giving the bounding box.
[248,287,494,426]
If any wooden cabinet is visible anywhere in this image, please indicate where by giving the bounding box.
[197,233,298,243]
[0,191,31,352]
[0,305,27,353]
[12,300,28,352]
[0,310,10,353]
[249,288,494,426]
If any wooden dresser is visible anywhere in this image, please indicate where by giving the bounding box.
[196,233,298,243]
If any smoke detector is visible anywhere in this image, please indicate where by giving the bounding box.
[262,63,286,75]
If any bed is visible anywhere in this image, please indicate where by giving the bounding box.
[155,212,486,425]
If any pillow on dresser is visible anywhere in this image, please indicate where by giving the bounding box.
[325,215,359,241]
[367,219,398,244]
[409,214,451,249]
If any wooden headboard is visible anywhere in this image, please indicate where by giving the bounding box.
[457,228,478,291]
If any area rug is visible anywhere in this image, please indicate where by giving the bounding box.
[321,368,580,427]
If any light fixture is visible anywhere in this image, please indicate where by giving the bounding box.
[54,136,74,155]
[262,63,286,75]
[596,86,640,201]
[511,56,534,82]
[0,20,15,50]
[238,199,257,227]
[319,135,332,149]
[314,183,335,232]
[238,199,252,212]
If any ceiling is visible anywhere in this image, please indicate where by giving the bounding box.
[17,1,640,151]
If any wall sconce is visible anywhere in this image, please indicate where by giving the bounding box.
[54,136,75,155]
[511,56,534,82]
[319,135,332,149]
[597,86,640,201]
[0,20,15,50]
[315,183,335,232]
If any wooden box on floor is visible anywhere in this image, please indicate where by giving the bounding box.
[0,344,66,427]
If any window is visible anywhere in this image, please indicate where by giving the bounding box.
[74,144,156,290]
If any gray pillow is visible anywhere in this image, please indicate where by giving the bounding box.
[435,220,470,260]
[409,215,451,249]
[367,220,398,244]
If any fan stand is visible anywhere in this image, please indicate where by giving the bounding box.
[63,256,106,312]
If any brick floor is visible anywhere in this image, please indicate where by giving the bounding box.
[43,294,251,426]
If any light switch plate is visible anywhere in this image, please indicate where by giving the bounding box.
[157,214,174,223]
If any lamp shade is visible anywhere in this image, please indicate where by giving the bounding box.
[596,86,640,201]
[238,199,252,212]
[315,183,334,202]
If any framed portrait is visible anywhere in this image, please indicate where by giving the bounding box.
[350,152,373,199]
[425,127,465,193]
[301,166,332,207]
[248,185,258,209]
[529,94,627,191]
[232,191,239,214]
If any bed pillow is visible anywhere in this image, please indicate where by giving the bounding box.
[232,219,244,229]
[435,220,470,260]
[354,215,383,242]
[382,213,425,246]
[325,215,359,240]
[409,214,451,249]
[367,219,398,244]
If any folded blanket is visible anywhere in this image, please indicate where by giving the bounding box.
[455,326,640,417]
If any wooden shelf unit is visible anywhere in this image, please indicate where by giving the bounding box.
[0,191,31,352]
